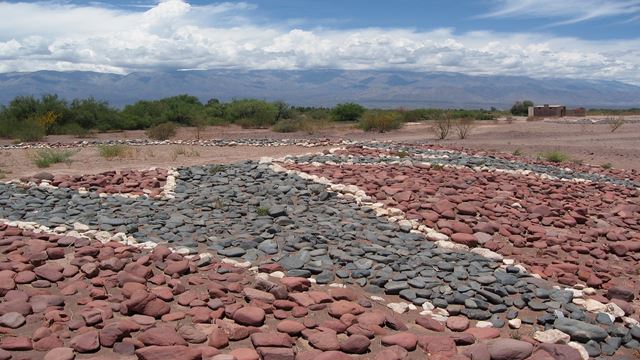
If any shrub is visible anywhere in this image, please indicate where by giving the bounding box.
[455,118,474,139]
[331,103,365,122]
[32,149,75,168]
[358,111,403,132]
[540,151,569,163]
[98,145,131,159]
[432,117,452,140]
[171,146,200,160]
[272,118,300,133]
[601,162,613,169]
[14,120,46,142]
[146,122,177,140]
[225,99,278,128]
[513,148,523,156]
[608,116,625,133]
[256,206,269,216]
[57,122,92,138]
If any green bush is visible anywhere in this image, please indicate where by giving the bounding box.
[56,122,91,137]
[98,145,130,159]
[331,103,365,122]
[225,99,278,128]
[358,111,404,132]
[15,118,46,142]
[146,122,177,140]
[540,151,569,163]
[272,118,301,133]
[32,149,76,168]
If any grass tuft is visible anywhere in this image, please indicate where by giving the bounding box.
[540,151,569,163]
[98,144,131,159]
[601,162,613,169]
[32,149,76,168]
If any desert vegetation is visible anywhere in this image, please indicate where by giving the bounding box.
[0,93,510,142]
[31,149,76,168]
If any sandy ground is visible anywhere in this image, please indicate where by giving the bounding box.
[0,145,333,180]
[1,116,639,180]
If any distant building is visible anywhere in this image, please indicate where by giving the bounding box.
[528,104,586,117]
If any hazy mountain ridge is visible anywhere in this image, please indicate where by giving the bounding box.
[0,69,638,108]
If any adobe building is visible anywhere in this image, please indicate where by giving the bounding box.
[528,104,586,117]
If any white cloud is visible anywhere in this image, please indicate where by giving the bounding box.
[0,0,639,84]
[483,0,640,26]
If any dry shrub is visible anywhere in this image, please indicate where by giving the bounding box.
[608,116,625,133]
[358,111,404,133]
[506,115,514,124]
[146,122,177,140]
[432,117,452,140]
[455,119,474,139]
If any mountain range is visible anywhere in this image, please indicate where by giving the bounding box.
[0,69,638,109]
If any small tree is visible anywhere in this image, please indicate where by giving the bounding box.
[510,100,534,116]
[455,118,474,139]
[608,116,625,133]
[146,122,177,140]
[433,116,452,140]
[331,103,365,122]
[190,117,208,140]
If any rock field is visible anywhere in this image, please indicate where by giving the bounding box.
[0,141,638,360]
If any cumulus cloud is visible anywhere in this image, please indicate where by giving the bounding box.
[0,0,639,84]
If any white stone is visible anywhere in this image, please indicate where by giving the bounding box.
[567,342,589,360]
[221,258,251,268]
[370,296,385,302]
[508,318,522,329]
[426,232,449,242]
[328,282,345,288]
[475,321,493,328]
[583,299,606,313]
[470,248,504,260]
[583,287,596,295]
[387,302,409,314]
[422,301,435,311]
[604,303,625,318]
[269,271,285,279]
[398,220,413,232]
[503,259,515,265]
[533,329,571,344]
[435,240,469,252]
[572,298,586,306]
[623,317,639,326]
[94,231,112,243]
[53,226,67,233]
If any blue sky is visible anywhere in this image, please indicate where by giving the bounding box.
[0,0,639,83]
[75,0,640,40]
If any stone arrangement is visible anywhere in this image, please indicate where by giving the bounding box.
[0,142,639,359]
[0,138,351,150]
[16,169,170,198]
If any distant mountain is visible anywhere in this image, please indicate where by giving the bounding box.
[0,69,639,109]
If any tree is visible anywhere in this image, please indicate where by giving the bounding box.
[331,102,365,121]
[225,99,278,128]
[510,100,533,116]
[69,97,120,130]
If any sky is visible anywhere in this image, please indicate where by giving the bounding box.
[0,0,639,84]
